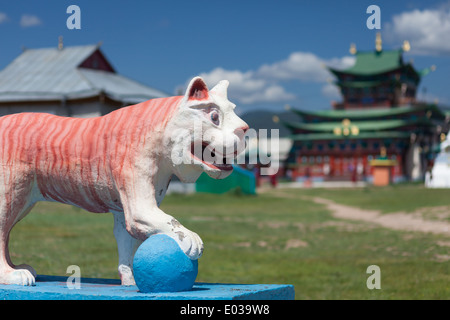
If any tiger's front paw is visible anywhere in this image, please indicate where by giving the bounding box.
[176,228,204,260]
[165,222,203,260]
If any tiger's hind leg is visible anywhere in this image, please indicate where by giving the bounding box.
[0,177,38,285]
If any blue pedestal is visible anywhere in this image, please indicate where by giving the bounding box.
[0,275,295,300]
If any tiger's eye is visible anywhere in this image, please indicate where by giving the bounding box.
[211,111,220,125]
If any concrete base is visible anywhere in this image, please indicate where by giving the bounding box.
[0,275,295,300]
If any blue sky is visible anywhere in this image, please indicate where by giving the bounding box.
[1,0,449,113]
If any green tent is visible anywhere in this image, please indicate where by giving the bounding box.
[195,165,256,195]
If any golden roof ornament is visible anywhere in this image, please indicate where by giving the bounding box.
[402,40,411,52]
[349,43,357,55]
[333,119,359,137]
[333,127,342,136]
[375,32,382,52]
[351,126,360,136]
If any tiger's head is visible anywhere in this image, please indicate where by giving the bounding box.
[165,77,249,183]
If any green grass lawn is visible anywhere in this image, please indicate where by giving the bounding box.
[7,184,450,299]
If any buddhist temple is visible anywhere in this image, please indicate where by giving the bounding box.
[283,33,449,183]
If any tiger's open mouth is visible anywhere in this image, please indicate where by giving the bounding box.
[190,142,234,171]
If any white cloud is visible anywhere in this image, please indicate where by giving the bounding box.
[384,5,450,55]
[321,82,341,100]
[198,67,294,104]
[0,12,9,24]
[240,84,296,104]
[257,52,355,83]
[199,68,265,93]
[20,14,42,27]
[183,52,354,105]
[257,52,329,82]
[326,56,356,70]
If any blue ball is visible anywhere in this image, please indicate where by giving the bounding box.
[133,234,198,293]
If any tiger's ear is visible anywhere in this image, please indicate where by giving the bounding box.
[185,77,209,101]
[210,80,229,100]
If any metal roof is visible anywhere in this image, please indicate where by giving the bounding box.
[78,69,169,104]
[0,44,168,103]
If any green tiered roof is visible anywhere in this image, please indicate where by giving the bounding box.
[290,104,445,121]
[283,118,434,133]
[289,131,411,142]
[334,80,385,88]
[329,49,405,76]
[327,44,431,91]
[283,103,444,142]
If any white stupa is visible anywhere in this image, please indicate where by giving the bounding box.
[425,134,450,188]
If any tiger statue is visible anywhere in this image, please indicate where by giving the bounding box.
[0,77,249,286]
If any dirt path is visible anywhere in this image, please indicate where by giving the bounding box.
[310,197,450,236]
[264,189,450,236]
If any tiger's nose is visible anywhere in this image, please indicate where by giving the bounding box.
[234,124,249,138]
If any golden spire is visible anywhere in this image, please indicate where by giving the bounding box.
[402,40,411,52]
[342,119,350,126]
[349,43,357,55]
[375,32,382,52]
